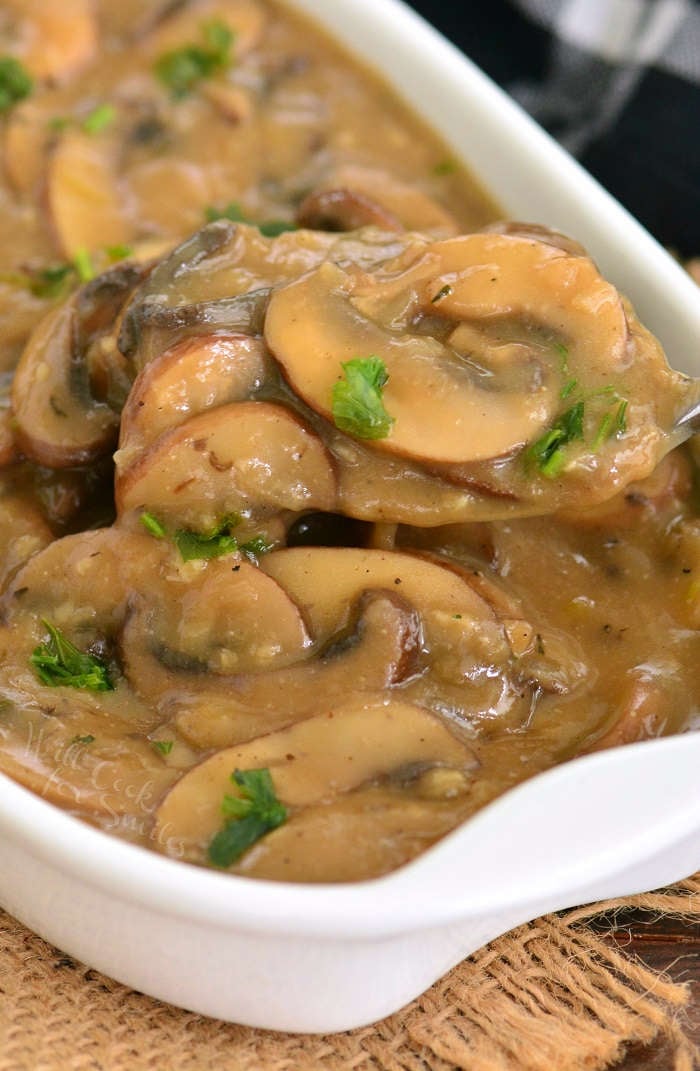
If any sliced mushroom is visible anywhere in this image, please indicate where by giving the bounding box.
[11,264,145,468]
[3,99,53,197]
[0,527,171,633]
[119,289,271,371]
[127,158,214,241]
[264,253,559,464]
[152,696,471,865]
[125,589,422,748]
[297,165,459,236]
[117,333,267,461]
[296,187,403,233]
[0,491,53,589]
[116,400,337,528]
[11,301,115,468]
[481,220,587,257]
[123,558,311,677]
[261,546,504,653]
[584,671,670,752]
[3,0,97,83]
[235,790,468,882]
[46,128,132,258]
[116,220,408,370]
[411,550,589,695]
[0,688,177,818]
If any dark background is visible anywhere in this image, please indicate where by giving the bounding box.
[407,2,700,255]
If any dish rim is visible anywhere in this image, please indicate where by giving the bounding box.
[2,732,700,939]
[1,0,699,949]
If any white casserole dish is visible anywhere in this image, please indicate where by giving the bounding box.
[1,0,700,1034]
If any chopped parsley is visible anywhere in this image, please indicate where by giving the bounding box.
[140,511,167,539]
[204,201,297,237]
[613,398,628,435]
[592,398,628,449]
[554,342,570,372]
[239,535,272,560]
[152,740,174,756]
[82,103,116,135]
[71,734,95,745]
[140,511,272,562]
[73,247,95,283]
[258,219,298,237]
[31,621,113,692]
[204,201,246,223]
[155,20,234,99]
[105,243,134,262]
[0,57,33,113]
[208,768,287,868]
[331,355,394,440]
[174,522,239,562]
[28,263,75,300]
[528,388,628,478]
[526,401,585,478]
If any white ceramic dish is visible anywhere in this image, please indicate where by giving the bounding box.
[1,0,700,1035]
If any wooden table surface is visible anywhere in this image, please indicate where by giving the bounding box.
[597,911,700,1069]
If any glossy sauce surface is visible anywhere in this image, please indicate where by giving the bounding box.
[0,0,697,884]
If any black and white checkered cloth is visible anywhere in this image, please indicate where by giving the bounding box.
[409,0,700,255]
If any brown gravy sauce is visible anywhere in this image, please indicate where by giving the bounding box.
[0,0,697,883]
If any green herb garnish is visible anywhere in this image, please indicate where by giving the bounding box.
[140,511,167,539]
[18,250,99,301]
[71,734,95,745]
[155,19,234,98]
[152,740,174,756]
[29,263,75,300]
[554,342,570,372]
[139,512,268,562]
[208,768,287,868]
[204,202,297,237]
[0,57,33,113]
[526,401,585,479]
[31,621,113,692]
[431,284,453,304]
[105,243,133,262]
[72,247,95,283]
[257,219,298,237]
[205,201,245,223]
[613,398,628,435]
[240,535,272,560]
[560,378,578,400]
[592,398,628,450]
[433,159,456,176]
[173,522,239,562]
[82,103,116,135]
[331,355,394,440]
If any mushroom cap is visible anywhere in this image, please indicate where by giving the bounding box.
[264,246,561,464]
[117,333,268,461]
[260,545,503,650]
[46,128,132,259]
[152,696,472,865]
[116,400,337,528]
[12,264,145,468]
[125,588,423,749]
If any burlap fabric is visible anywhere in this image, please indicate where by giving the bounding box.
[0,878,698,1071]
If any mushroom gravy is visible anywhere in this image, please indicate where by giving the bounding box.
[0,0,698,883]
